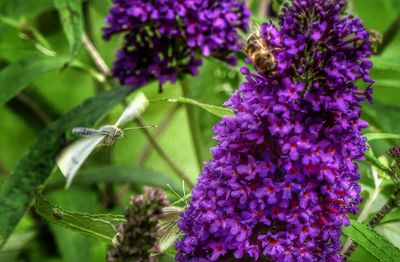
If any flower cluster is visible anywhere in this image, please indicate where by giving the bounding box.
[103,0,250,89]
[176,0,373,261]
[107,187,169,262]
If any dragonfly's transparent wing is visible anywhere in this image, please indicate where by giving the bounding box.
[114,92,149,127]
[56,135,105,188]
[158,206,183,253]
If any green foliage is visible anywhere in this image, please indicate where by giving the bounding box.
[365,133,400,142]
[53,0,83,59]
[188,59,240,160]
[380,209,400,225]
[343,220,400,262]
[364,149,393,176]
[156,96,234,118]
[0,0,53,18]
[372,57,400,73]
[47,188,98,262]
[0,87,129,247]
[0,0,400,261]
[35,192,123,243]
[171,193,192,206]
[0,56,69,105]
[46,166,182,192]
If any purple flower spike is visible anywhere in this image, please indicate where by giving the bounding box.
[176,0,373,261]
[104,0,250,89]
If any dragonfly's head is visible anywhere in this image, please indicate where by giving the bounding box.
[100,125,124,145]
[113,127,124,139]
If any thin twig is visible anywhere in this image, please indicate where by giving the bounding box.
[16,93,53,125]
[83,2,106,94]
[82,33,111,77]
[135,117,194,188]
[180,78,204,172]
[6,90,59,131]
[137,103,181,165]
[258,0,271,18]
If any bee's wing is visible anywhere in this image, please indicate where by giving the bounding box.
[56,135,105,189]
[114,92,149,127]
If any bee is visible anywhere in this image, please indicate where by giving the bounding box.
[368,29,382,54]
[244,27,276,76]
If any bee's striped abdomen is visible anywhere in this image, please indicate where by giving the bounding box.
[244,29,276,76]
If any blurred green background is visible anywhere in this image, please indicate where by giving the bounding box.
[0,0,400,261]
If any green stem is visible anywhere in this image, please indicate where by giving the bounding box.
[137,103,181,165]
[81,33,111,77]
[83,2,106,94]
[180,78,204,172]
[258,0,270,18]
[135,117,194,188]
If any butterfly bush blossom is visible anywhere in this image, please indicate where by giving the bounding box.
[103,0,250,89]
[176,0,373,261]
[107,187,169,262]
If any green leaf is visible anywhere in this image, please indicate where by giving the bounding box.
[365,133,400,142]
[372,57,400,73]
[54,0,83,58]
[364,149,392,175]
[0,230,36,261]
[187,59,240,162]
[271,0,288,14]
[374,79,400,89]
[343,219,400,262]
[0,15,56,56]
[171,193,191,206]
[35,192,124,243]
[47,189,97,262]
[0,56,69,105]
[46,166,182,192]
[70,59,105,83]
[380,208,400,225]
[155,97,234,118]
[362,103,400,145]
[0,55,104,106]
[0,0,53,18]
[158,254,176,262]
[0,87,130,247]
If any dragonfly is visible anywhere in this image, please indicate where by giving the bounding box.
[56,92,149,188]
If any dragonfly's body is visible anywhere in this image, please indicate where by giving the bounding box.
[56,93,149,188]
[73,125,124,145]
[72,127,99,136]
